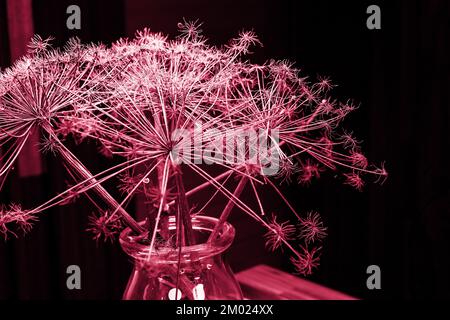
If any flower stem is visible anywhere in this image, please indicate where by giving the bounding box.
[208,176,248,243]
[48,129,143,235]
[174,169,196,246]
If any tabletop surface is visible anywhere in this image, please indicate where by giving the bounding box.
[236,264,357,300]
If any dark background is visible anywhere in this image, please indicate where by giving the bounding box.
[0,0,448,299]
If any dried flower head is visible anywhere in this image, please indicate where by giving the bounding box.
[264,215,296,252]
[290,246,322,276]
[0,204,37,239]
[87,211,123,243]
[298,211,327,244]
[344,172,365,191]
[27,35,54,55]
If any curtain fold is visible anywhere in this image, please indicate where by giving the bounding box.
[6,0,43,177]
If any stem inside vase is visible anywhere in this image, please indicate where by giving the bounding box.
[120,215,242,300]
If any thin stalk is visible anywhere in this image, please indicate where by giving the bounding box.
[147,156,170,260]
[207,176,248,243]
[47,128,143,234]
[166,169,233,207]
[174,193,183,300]
[154,160,169,241]
[174,170,195,245]
[166,142,286,207]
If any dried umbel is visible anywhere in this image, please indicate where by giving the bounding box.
[0,22,387,277]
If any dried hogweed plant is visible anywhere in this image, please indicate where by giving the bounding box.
[0,22,387,278]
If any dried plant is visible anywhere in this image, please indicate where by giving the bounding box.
[0,22,387,279]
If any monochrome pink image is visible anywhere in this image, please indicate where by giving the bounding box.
[0,19,389,300]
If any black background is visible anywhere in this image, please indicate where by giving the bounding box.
[0,0,448,299]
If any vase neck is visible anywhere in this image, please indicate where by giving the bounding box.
[119,215,235,263]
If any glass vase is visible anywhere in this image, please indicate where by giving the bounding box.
[119,215,243,300]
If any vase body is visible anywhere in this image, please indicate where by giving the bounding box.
[119,215,243,300]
